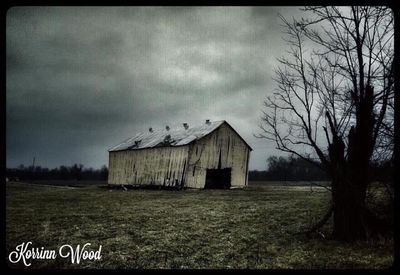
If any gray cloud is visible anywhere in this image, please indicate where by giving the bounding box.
[7,6,302,170]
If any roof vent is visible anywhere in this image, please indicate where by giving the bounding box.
[164,134,171,144]
[157,134,173,147]
[128,139,142,149]
[149,127,153,133]
[183,123,189,130]
[205,119,211,125]
[166,125,170,131]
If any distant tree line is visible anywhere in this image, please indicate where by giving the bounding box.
[6,164,108,181]
[249,155,392,182]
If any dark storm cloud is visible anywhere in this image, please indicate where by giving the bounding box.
[7,6,303,169]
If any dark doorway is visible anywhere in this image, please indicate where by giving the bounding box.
[204,168,231,189]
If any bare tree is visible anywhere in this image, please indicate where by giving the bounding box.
[257,6,394,241]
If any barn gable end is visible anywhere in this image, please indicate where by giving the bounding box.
[184,123,250,189]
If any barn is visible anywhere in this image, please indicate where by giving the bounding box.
[107,120,252,189]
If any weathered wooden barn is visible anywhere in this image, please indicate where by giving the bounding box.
[108,120,252,189]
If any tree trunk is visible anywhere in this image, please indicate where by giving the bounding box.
[328,85,376,241]
[331,179,367,241]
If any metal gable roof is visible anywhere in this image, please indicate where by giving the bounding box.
[108,120,252,152]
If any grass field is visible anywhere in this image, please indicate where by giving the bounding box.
[6,181,393,269]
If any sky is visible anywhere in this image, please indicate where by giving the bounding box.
[6,6,306,170]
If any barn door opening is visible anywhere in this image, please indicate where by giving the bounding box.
[204,168,231,189]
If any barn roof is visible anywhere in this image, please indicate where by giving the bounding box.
[108,120,252,152]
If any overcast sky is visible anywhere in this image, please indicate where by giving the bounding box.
[7,6,305,170]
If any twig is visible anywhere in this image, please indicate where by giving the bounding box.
[308,181,332,192]
[305,205,333,237]
[294,204,333,237]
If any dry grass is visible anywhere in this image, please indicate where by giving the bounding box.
[6,181,393,269]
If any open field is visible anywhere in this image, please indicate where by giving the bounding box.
[16,180,106,187]
[6,181,393,269]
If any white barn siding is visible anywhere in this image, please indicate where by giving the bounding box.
[108,146,189,186]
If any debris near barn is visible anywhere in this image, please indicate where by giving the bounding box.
[108,120,252,189]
